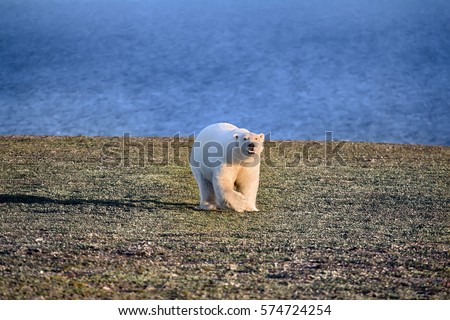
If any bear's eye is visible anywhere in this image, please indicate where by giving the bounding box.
[243,137,248,141]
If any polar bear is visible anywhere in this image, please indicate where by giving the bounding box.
[190,123,264,212]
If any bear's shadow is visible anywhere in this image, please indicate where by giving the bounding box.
[0,194,196,212]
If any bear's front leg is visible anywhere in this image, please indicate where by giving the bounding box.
[240,178,260,212]
[235,167,260,212]
[221,190,247,212]
[213,172,247,212]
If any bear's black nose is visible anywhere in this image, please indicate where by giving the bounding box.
[248,142,255,149]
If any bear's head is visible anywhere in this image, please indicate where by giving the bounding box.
[233,131,265,158]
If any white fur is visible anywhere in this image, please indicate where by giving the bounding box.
[190,123,264,212]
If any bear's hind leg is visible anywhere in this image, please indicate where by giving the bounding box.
[193,170,216,210]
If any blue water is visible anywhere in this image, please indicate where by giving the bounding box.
[1,0,449,145]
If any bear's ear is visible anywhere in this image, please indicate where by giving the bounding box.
[233,134,239,140]
[259,133,265,141]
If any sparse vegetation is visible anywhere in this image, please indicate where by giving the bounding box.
[0,136,448,299]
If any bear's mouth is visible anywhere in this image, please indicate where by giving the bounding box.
[246,143,256,154]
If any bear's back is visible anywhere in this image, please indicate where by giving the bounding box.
[197,123,236,139]
[195,123,240,144]
[191,123,243,170]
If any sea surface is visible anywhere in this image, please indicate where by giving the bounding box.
[1,0,449,145]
